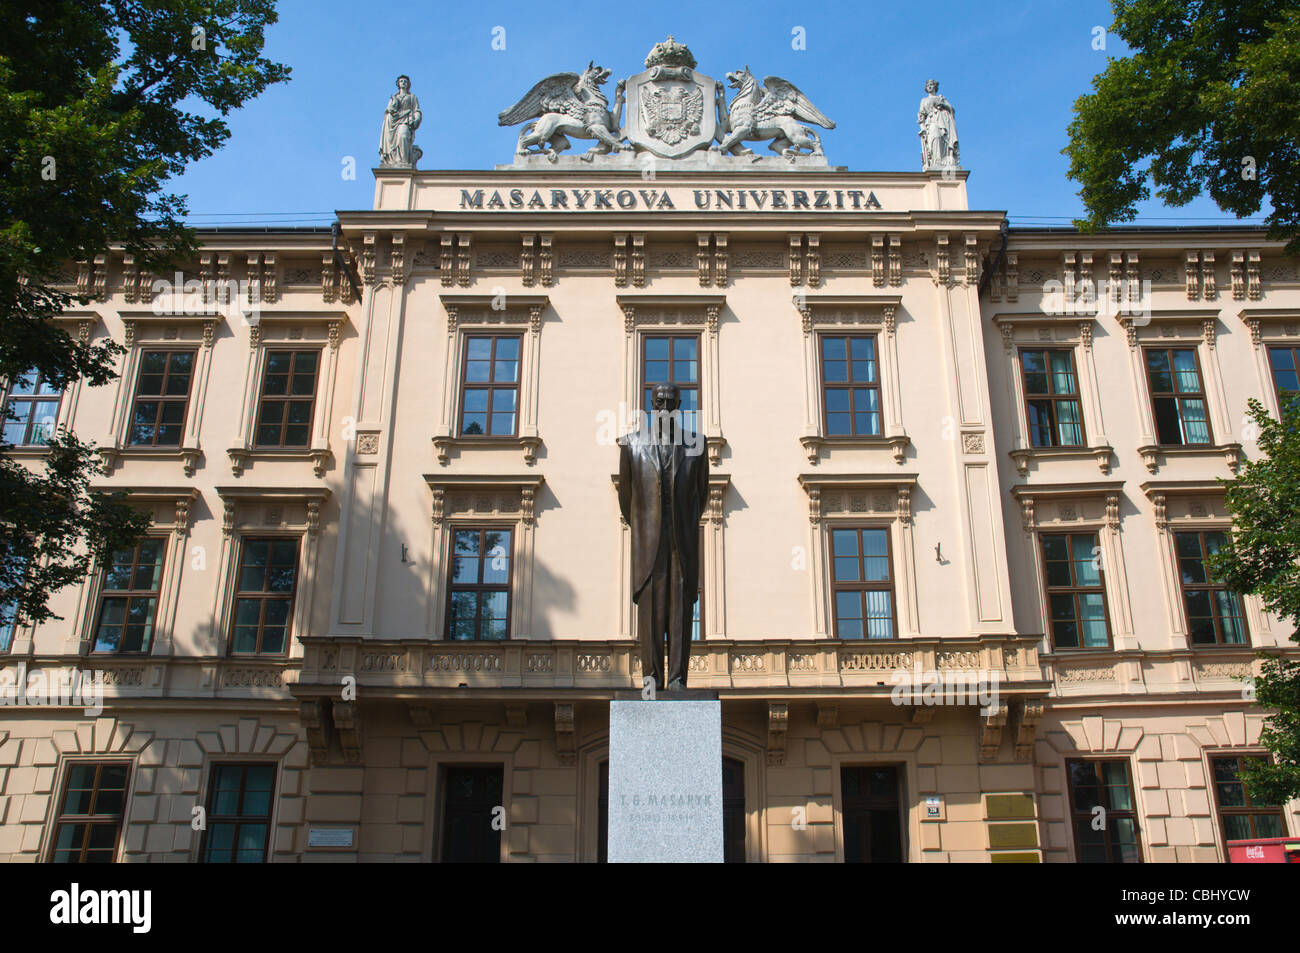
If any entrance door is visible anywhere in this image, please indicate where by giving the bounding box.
[441,765,503,863]
[841,765,904,862]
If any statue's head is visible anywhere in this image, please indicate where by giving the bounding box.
[725,66,753,90]
[924,79,939,94]
[396,75,410,91]
[650,382,682,413]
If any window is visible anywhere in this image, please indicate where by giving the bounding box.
[1020,349,1084,447]
[1041,532,1110,649]
[230,538,299,654]
[0,547,26,652]
[441,765,503,863]
[1144,348,1211,446]
[199,763,275,863]
[1269,346,1299,408]
[446,527,512,640]
[1211,756,1286,842]
[254,350,318,448]
[642,335,700,434]
[841,765,904,863]
[1067,759,1141,862]
[127,349,195,447]
[48,762,130,863]
[2,367,61,446]
[92,539,165,654]
[820,335,881,436]
[1175,530,1246,646]
[830,527,895,639]
[459,334,520,436]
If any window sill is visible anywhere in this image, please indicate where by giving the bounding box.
[801,433,910,465]
[1010,444,1114,476]
[227,445,332,478]
[1137,443,1242,475]
[433,433,542,466]
[99,445,202,477]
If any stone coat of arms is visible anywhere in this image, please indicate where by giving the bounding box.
[623,36,719,159]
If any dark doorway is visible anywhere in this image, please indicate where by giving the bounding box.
[441,765,504,863]
[841,765,904,863]
[598,757,747,862]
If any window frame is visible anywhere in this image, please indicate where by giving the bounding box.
[827,523,899,641]
[125,347,198,449]
[1,367,63,447]
[1039,531,1113,651]
[1065,757,1143,863]
[197,761,277,863]
[443,524,515,642]
[1019,347,1087,449]
[228,535,301,656]
[457,332,522,439]
[1174,529,1249,647]
[46,759,133,863]
[818,333,883,439]
[1267,344,1299,408]
[1210,754,1288,845]
[640,332,702,436]
[1143,345,1213,447]
[90,535,168,655]
[252,347,321,450]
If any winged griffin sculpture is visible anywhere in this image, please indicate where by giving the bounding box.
[498,63,626,161]
[712,67,835,159]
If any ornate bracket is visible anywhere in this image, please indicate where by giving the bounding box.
[767,702,789,766]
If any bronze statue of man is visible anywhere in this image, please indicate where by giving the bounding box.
[618,383,709,690]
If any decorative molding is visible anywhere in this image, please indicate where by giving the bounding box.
[767,702,789,766]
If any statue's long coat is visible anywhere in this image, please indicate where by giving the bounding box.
[617,427,709,603]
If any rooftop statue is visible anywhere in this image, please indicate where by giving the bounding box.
[497,62,626,162]
[713,67,835,160]
[379,75,422,169]
[918,79,960,172]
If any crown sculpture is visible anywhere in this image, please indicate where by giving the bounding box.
[494,36,838,169]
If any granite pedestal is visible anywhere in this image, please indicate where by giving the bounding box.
[607,698,723,863]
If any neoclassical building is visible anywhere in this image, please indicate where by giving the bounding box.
[2,44,1299,862]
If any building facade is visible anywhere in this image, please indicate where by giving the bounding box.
[2,56,1299,863]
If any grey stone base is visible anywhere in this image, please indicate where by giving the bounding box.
[608,699,723,862]
[495,150,846,173]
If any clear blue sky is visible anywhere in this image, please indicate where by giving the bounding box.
[172,0,1264,228]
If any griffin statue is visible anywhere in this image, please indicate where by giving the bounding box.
[498,62,626,162]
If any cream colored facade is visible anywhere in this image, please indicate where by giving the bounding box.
[1,163,1298,862]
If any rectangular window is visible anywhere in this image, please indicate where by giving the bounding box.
[1067,759,1141,862]
[2,367,61,446]
[254,349,319,448]
[459,334,519,436]
[92,538,165,654]
[199,763,276,863]
[127,349,195,447]
[821,335,881,436]
[1144,347,1211,446]
[48,762,131,863]
[1175,530,1247,646]
[0,548,26,652]
[1268,346,1299,408]
[1211,755,1286,842]
[1041,532,1110,649]
[641,334,700,434]
[830,527,895,640]
[446,527,512,640]
[1020,349,1084,447]
[230,537,299,654]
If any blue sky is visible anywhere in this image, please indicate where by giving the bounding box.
[172,0,1264,228]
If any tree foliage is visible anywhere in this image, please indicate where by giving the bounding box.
[0,2,289,629]
[1065,1,1300,251]
[1208,398,1300,803]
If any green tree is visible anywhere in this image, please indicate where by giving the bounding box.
[1208,398,1300,804]
[1065,1,1300,251]
[0,2,289,631]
